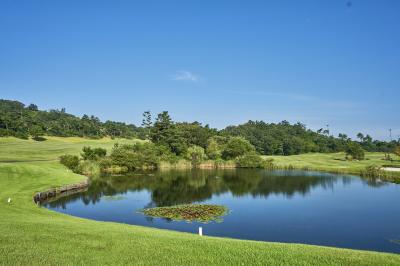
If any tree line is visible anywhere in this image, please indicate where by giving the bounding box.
[0,99,143,139]
[223,120,398,155]
[1,99,398,157]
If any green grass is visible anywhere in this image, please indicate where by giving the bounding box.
[1,137,400,265]
[266,152,400,176]
[0,136,140,162]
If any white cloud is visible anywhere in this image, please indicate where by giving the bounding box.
[171,70,199,82]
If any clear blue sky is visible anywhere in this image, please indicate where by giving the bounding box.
[0,0,399,140]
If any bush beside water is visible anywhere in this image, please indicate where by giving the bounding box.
[60,139,274,175]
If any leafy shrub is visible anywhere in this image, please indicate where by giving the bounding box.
[77,160,100,176]
[155,144,180,164]
[14,132,29,139]
[0,129,9,137]
[235,153,273,168]
[98,157,112,170]
[222,137,255,160]
[110,142,159,171]
[59,154,80,172]
[98,157,128,174]
[32,136,47,141]
[185,145,206,167]
[206,136,227,159]
[363,165,382,177]
[81,146,107,161]
[345,142,365,160]
[29,125,45,140]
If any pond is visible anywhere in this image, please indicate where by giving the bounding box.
[44,169,400,253]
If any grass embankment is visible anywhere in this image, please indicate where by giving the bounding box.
[1,137,400,265]
[265,152,400,182]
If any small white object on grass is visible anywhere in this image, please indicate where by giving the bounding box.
[199,227,203,236]
[8,198,11,203]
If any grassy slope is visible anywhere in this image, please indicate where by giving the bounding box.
[0,137,399,265]
[266,152,400,175]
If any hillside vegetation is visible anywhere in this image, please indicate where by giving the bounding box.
[0,99,143,139]
[1,99,398,157]
[224,120,398,154]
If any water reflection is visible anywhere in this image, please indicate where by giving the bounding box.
[44,169,400,253]
[46,169,371,209]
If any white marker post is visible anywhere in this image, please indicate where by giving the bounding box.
[199,227,203,236]
[7,198,11,203]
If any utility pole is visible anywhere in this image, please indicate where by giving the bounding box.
[389,128,392,141]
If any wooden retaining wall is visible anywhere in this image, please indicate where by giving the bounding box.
[33,180,89,204]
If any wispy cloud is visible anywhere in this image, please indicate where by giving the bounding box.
[171,70,199,82]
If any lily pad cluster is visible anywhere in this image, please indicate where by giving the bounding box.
[140,204,228,223]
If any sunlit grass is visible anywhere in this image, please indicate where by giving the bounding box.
[265,152,400,173]
[0,137,399,265]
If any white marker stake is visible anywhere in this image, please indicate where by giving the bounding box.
[8,198,11,203]
[199,227,203,236]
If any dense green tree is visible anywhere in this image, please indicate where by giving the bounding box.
[185,145,206,167]
[235,153,271,168]
[59,154,80,172]
[27,103,38,111]
[345,142,365,160]
[222,137,255,159]
[150,111,172,142]
[141,111,152,140]
[357,132,364,142]
[109,143,160,171]
[150,111,188,155]
[206,137,223,159]
[176,122,215,149]
[29,125,45,140]
[81,146,107,161]
[338,133,348,141]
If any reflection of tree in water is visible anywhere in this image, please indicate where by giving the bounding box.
[46,169,364,209]
[45,177,118,209]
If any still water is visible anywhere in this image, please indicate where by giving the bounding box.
[45,169,400,253]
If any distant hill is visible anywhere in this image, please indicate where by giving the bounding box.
[0,99,143,139]
[223,120,397,154]
[0,99,397,155]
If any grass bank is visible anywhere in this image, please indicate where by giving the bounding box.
[1,137,400,265]
[265,152,400,182]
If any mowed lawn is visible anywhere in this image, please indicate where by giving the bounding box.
[266,152,400,174]
[0,136,140,162]
[1,137,400,265]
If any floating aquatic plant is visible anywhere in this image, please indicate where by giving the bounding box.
[140,204,228,223]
